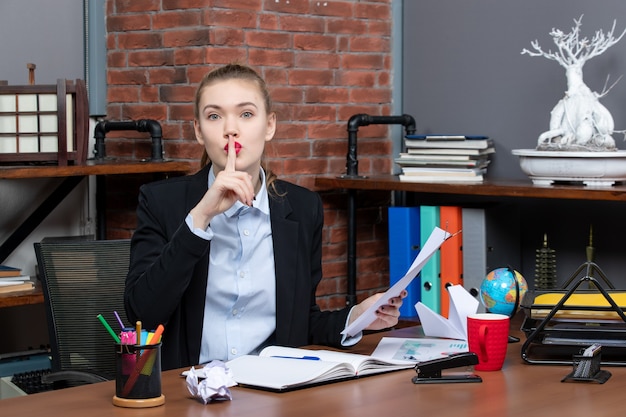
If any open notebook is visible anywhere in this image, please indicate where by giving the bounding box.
[225,346,414,391]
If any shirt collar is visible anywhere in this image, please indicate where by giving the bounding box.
[208,165,270,217]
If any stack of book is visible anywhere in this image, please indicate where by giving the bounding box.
[0,265,34,294]
[395,135,495,183]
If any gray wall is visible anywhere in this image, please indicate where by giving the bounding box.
[0,0,87,356]
[0,0,84,84]
[403,1,626,180]
[402,2,626,287]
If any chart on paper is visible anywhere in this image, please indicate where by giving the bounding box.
[372,337,469,363]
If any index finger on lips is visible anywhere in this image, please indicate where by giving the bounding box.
[226,136,236,172]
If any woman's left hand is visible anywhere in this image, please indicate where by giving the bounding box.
[349,290,408,331]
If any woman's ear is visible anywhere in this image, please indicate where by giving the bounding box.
[194,119,204,145]
[265,112,277,142]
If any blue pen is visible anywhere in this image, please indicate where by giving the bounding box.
[271,355,321,360]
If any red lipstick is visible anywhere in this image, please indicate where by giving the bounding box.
[224,141,242,154]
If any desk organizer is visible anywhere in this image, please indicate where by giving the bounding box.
[0,79,88,166]
[520,260,626,366]
[561,345,611,383]
[113,343,165,408]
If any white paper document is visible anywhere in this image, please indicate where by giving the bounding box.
[371,337,469,363]
[341,226,450,337]
[415,284,479,340]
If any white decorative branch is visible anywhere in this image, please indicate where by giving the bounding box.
[522,16,626,150]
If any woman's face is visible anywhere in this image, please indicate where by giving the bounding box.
[194,78,276,176]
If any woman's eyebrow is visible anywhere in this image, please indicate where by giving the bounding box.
[202,102,258,112]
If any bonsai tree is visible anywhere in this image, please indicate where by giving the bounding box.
[522,16,626,151]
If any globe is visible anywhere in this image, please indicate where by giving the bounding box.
[480,268,528,316]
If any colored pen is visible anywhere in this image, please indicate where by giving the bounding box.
[271,355,320,361]
[97,314,121,343]
[135,320,142,345]
[147,324,164,345]
[141,324,164,375]
[114,311,125,329]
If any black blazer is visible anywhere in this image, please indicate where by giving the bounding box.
[125,165,350,370]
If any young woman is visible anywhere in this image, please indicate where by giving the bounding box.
[125,64,405,370]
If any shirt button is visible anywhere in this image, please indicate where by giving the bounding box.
[243,229,250,236]
[232,309,238,316]
[239,271,245,278]
[231,348,237,355]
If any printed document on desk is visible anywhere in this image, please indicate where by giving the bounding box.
[372,337,469,362]
[415,285,479,340]
[342,227,451,337]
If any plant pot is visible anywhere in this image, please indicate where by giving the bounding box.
[512,149,626,187]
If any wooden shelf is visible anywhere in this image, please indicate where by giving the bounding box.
[0,159,197,309]
[0,159,197,179]
[315,175,626,202]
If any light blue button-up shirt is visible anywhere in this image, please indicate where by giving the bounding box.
[188,167,360,364]
[190,167,276,363]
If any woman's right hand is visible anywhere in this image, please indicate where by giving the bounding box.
[189,136,255,230]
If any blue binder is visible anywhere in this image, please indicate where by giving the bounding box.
[388,207,421,318]
[419,205,441,313]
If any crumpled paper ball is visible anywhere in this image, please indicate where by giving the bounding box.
[185,360,237,404]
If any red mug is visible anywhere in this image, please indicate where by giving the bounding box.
[467,313,510,371]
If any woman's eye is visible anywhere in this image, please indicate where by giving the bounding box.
[207,113,220,120]
[241,111,253,118]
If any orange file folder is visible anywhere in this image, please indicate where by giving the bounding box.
[439,206,463,318]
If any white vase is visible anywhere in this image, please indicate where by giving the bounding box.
[511,149,626,187]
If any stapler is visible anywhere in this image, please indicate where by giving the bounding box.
[412,352,482,384]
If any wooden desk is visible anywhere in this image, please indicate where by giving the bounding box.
[1,325,623,417]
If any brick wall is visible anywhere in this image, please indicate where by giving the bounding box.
[104,0,395,310]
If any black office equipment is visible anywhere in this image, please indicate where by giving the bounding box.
[412,352,482,384]
[34,238,130,388]
[10,369,54,394]
[561,344,611,384]
[520,259,626,366]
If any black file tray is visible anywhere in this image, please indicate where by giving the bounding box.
[520,260,626,366]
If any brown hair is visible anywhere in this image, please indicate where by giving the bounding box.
[194,64,279,195]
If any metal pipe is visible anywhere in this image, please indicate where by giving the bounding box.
[341,114,417,307]
[93,119,164,161]
[344,114,416,178]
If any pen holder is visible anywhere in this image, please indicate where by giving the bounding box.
[112,343,165,408]
[561,346,611,384]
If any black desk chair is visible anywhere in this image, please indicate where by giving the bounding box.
[34,238,130,388]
